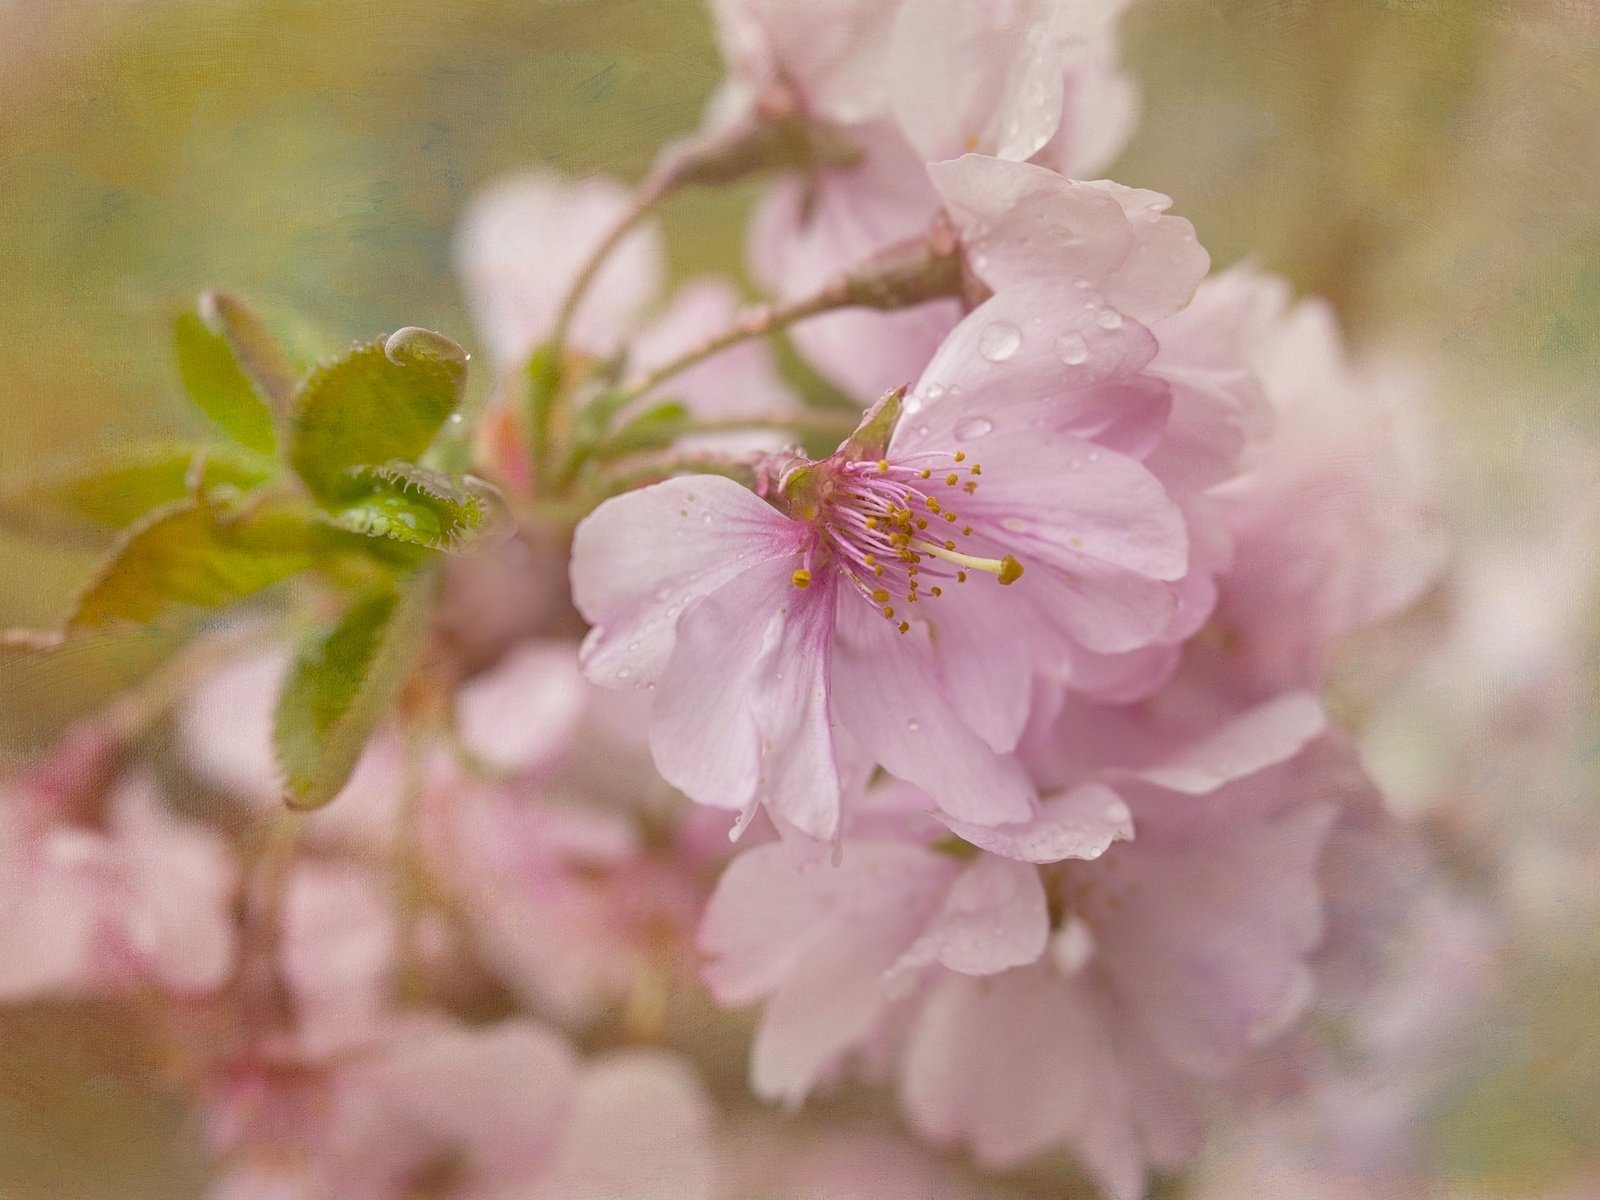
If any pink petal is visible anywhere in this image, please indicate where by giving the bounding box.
[940,782,1133,864]
[1131,692,1328,794]
[889,0,1074,162]
[650,556,840,835]
[572,475,805,689]
[830,598,1035,826]
[890,855,1048,977]
[899,288,1165,459]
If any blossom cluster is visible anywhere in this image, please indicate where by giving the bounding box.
[0,2,1470,1198]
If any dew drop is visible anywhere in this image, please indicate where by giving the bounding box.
[1055,332,1089,365]
[701,512,714,523]
[906,718,920,732]
[1073,276,1092,289]
[617,667,633,680]
[977,321,1021,362]
[447,412,464,426]
[627,641,640,652]
[1095,308,1123,330]
[953,415,994,441]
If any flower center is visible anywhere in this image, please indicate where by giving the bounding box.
[790,450,1022,631]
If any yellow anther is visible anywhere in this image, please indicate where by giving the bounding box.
[925,496,940,511]
[970,464,982,475]
[877,459,889,473]
[963,482,978,495]
[792,569,812,589]
[944,539,956,550]
[873,564,885,577]
[872,587,890,604]
[945,472,960,486]
[943,511,957,523]
[916,518,928,530]
[803,506,818,520]
[882,606,895,619]
[999,555,1024,585]
[919,468,932,479]
[866,516,880,529]
[953,451,966,462]
[961,525,973,535]
[930,586,943,597]
[957,571,968,582]
[898,620,910,633]
[863,553,876,565]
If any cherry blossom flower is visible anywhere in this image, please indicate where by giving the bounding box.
[0,757,237,1001]
[572,358,1189,839]
[696,683,1391,1197]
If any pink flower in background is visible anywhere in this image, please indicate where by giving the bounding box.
[0,762,237,1001]
[1211,289,1447,696]
[572,361,1188,838]
[719,0,1138,401]
[453,171,798,487]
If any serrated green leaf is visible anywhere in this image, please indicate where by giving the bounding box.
[174,306,278,454]
[200,291,300,411]
[0,443,274,536]
[327,461,511,554]
[68,498,321,630]
[272,573,433,810]
[289,327,467,501]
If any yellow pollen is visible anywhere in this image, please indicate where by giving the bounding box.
[791,569,812,589]
[945,473,960,486]
[871,587,890,603]
[953,451,966,462]
[877,459,889,473]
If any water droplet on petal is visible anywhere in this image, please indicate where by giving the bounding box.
[953,415,994,441]
[617,667,633,680]
[701,512,714,523]
[1073,276,1092,289]
[926,382,946,400]
[977,321,1021,362]
[1096,308,1123,330]
[906,718,920,732]
[1056,332,1089,365]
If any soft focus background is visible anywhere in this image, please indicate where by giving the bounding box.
[0,1,1596,1196]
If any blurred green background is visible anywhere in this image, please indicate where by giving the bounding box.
[0,1,1597,1196]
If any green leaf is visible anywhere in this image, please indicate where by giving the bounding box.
[0,443,274,536]
[199,291,300,411]
[67,497,321,630]
[289,327,467,501]
[327,461,511,554]
[272,573,433,810]
[174,303,279,455]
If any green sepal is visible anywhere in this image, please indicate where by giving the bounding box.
[67,496,323,631]
[288,328,467,501]
[327,461,511,554]
[272,572,433,811]
[174,303,280,455]
[839,384,905,461]
[0,443,274,536]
